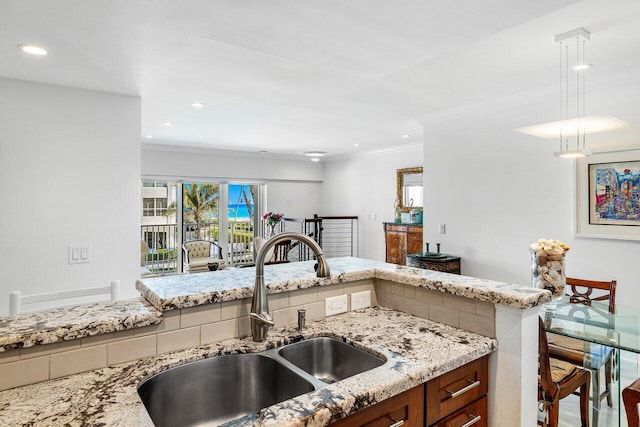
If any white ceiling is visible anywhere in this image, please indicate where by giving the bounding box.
[2,0,640,157]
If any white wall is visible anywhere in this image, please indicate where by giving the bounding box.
[421,81,640,306]
[267,181,322,219]
[321,145,424,261]
[0,78,141,315]
[142,146,322,219]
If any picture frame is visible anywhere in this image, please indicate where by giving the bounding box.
[576,152,640,240]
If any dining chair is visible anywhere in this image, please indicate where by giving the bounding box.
[539,317,591,427]
[254,237,291,264]
[623,377,640,427]
[547,277,617,427]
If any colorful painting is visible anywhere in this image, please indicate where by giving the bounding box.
[589,160,640,226]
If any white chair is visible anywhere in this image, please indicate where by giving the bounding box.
[9,280,120,315]
[183,240,225,273]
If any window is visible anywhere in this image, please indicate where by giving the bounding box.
[143,198,169,217]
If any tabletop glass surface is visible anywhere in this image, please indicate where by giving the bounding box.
[541,296,640,354]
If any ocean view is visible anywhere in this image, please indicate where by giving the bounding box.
[227,203,253,220]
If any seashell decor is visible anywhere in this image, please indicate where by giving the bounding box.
[530,239,570,297]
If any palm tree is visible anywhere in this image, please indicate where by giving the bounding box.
[166,183,219,238]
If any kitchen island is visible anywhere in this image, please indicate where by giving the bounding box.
[0,307,495,426]
[0,257,549,426]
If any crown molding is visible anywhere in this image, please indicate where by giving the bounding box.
[141,141,308,162]
[325,142,423,162]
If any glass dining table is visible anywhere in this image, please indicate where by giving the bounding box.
[540,296,640,426]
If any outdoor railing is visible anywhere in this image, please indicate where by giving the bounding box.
[141,215,357,275]
[141,224,179,274]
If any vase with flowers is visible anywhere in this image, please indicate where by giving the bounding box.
[262,212,284,238]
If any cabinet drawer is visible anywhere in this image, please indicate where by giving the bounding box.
[426,356,488,425]
[385,224,408,233]
[331,384,424,427]
[431,396,487,427]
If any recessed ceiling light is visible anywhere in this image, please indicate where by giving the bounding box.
[303,151,328,157]
[354,144,360,147]
[311,158,320,162]
[191,102,204,108]
[162,122,173,126]
[574,64,591,71]
[401,134,410,138]
[145,135,153,139]
[259,150,268,154]
[18,44,47,56]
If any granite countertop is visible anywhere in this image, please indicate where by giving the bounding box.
[0,298,162,352]
[137,256,550,312]
[0,307,496,427]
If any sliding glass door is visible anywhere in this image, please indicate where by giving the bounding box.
[141,180,265,275]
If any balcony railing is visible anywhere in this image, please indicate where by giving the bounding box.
[141,220,256,275]
[141,215,357,275]
[141,224,179,274]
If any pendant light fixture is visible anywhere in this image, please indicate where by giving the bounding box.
[515,27,630,157]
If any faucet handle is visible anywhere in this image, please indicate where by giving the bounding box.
[250,312,275,327]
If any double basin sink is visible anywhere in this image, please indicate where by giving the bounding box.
[137,337,386,426]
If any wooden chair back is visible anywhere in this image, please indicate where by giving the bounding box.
[623,377,640,427]
[539,317,558,403]
[271,240,292,264]
[566,277,617,314]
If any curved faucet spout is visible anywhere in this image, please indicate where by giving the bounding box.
[250,232,331,342]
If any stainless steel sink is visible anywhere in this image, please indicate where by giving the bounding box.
[137,337,386,426]
[137,353,315,427]
[278,337,385,383]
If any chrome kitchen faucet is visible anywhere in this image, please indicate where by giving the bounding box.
[250,232,330,342]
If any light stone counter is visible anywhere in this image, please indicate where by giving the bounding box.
[137,256,550,312]
[0,307,496,427]
[0,298,162,352]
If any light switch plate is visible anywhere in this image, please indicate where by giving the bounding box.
[325,295,348,316]
[351,290,371,310]
[69,244,91,264]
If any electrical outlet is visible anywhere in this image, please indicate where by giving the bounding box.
[325,295,348,316]
[351,290,371,310]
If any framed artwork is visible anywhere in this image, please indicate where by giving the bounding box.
[576,153,640,240]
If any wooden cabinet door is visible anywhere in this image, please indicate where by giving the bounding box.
[385,231,407,265]
[406,228,423,256]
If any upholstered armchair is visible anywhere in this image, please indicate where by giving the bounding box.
[182,240,225,273]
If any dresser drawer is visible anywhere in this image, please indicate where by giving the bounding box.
[431,396,487,427]
[425,356,488,425]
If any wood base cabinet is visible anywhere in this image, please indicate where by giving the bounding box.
[331,384,424,427]
[384,223,423,266]
[330,356,488,427]
[426,356,488,427]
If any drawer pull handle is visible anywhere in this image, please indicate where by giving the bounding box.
[445,379,480,398]
[386,415,405,427]
[460,414,482,427]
